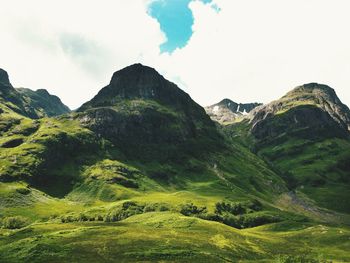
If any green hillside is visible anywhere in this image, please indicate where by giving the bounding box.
[0,67,349,262]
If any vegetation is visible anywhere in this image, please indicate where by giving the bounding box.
[0,67,349,262]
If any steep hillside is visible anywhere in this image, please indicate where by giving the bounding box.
[1,69,349,262]
[227,83,350,213]
[0,68,70,118]
[16,88,70,117]
[205,98,261,124]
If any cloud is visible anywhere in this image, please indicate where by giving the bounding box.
[0,0,165,109]
[0,0,349,109]
[151,0,350,106]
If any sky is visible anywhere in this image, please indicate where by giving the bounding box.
[0,0,350,109]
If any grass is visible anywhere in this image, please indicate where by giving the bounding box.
[0,212,348,263]
[1,92,350,262]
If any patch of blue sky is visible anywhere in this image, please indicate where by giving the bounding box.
[148,0,217,53]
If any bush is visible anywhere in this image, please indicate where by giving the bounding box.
[105,201,145,222]
[15,187,31,195]
[275,254,331,263]
[215,202,246,215]
[2,216,29,229]
[143,203,170,212]
[180,203,207,216]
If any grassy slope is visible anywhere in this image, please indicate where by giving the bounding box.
[259,136,350,213]
[1,102,349,262]
[0,213,349,263]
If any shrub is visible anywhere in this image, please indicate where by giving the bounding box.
[215,202,246,215]
[275,254,331,263]
[143,203,170,212]
[60,215,76,223]
[15,187,31,195]
[2,216,29,229]
[78,213,88,222]
[105,201,145,222]
[180,203,207,216]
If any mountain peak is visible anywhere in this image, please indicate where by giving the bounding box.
[110,63,159,85]
[79,64,196,111]
[286,83,337,98]
[205,99,261,124]
[250,83,350,140]
[0,68,11,86]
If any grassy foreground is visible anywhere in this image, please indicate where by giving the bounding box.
[0,212,349,263]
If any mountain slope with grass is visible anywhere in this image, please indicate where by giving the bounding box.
[225,83,350,215]
[16,88,70,117]
[0,68,70,118]
[0,68,349,262]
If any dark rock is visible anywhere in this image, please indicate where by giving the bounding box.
[0,68,10,86]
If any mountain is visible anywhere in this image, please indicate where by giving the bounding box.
[77,63,224,160]
[0,68,349,262]
[250,83,350,142]
[0,68,70,118]
[205,98,261,124]
[228,83,350,213]
[16,88,70,117]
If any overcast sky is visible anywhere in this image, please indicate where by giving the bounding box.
[0,0,349,109]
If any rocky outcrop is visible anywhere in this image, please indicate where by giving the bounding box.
[205,99,261,124]
[0,68,11,86]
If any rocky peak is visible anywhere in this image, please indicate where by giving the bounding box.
[76,63,223,160]
[249,83,350,141]
[0,68,11,87]
[205,98,261,124]
[79,63,196,111]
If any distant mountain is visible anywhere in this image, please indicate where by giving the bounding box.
[0,68,70,118]
[17,88,70,117]
[241,83,350,213]
[249,83,350,141]
[205,98,261,124]
[77,63,224,160]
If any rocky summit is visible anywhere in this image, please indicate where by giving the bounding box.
[0,68,11,86]
[249,83,350,141]
[76,63,223,160]
[205,98,261,124]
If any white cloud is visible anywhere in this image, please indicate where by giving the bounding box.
[0,0,350,109]
[0,0,165,109]
[152,0,350,106]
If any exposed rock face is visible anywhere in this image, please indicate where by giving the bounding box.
[77,64,224,159]
[205,99,261,124]
[0,68,70,118]
[249,83,350,142]
[0,68,11,86]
